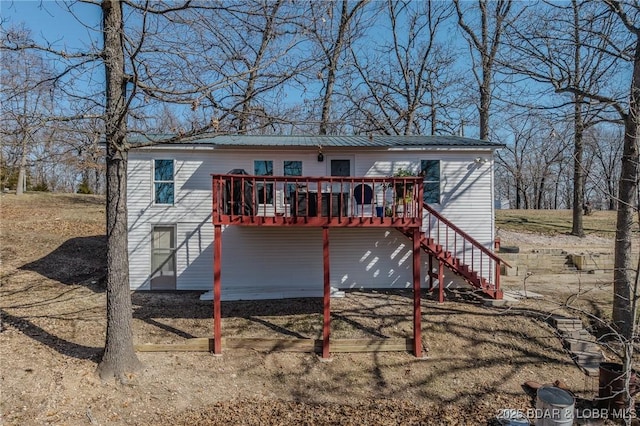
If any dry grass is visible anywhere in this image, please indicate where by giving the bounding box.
[496,209,635,237]
[0,193,628,425]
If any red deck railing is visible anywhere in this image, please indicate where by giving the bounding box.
[421,202,509,298]
[211,174,424,227]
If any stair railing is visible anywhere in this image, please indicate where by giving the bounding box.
[422,202,510,297]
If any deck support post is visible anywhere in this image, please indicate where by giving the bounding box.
[322,226,331,359]
[412,227,422,357]
[438,260,444,304]
[213,224,222,355]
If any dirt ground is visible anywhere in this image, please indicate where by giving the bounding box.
[0,193,632,425]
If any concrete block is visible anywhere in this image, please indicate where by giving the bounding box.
[549,316,583,327]
[557,325,583,332]
[580,362,602,376]
[564,338,599,353]
[572,350,605,364]
[559,329,591,339]
[482,293,520,307]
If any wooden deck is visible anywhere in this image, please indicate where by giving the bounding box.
[210,174,425,358]
[208,174,505,359]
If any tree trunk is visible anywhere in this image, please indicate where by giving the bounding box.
[571,99,585,236]
[16,135,28,195]
[237,1,281,134]
[97,0,142,381]
[612,38,640,341]
[570,0,584,237]
[479,73,491,141]
[319,1,350,136]
[608,189,616,210]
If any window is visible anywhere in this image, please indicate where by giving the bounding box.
[330,159,351,177]
[154,159,174,205]
[254,160,274,204]
[284,160,302,203]
[421,160,440,204]
[151,225,176,290]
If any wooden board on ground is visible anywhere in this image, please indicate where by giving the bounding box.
[135,338,413,353]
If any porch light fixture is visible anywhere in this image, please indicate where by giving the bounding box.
[317,145,324,162]
[474,157,487,164]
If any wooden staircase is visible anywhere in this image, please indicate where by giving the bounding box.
[397,202,509,302]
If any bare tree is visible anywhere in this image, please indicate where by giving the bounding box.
[495,116,537,209]
[586,126,623,210]
[304,0,371,135]
[602,0,640,345]
[502,1,625,237]
[346,0,459,135]
[4,0,293,380]
[496,115,571,209]
[98,0,277,379]
[98,0,143,379]
[453,0,516,141]
[0,27,56,195]
[185,0,309,134]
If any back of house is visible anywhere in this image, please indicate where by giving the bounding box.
[126,134,502,300]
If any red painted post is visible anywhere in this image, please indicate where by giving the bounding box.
[213,224,222,355]
[212,177,218,222]
[412,227,422,357]
[438,260,444,304]
[494,260,502,299]
[322,227,331,358]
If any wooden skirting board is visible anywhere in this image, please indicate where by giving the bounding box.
[135,337,413,353]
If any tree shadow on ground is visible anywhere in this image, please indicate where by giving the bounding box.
[0,308,102,361]
[132,291,324,339]
[128,288,593,412]
[131,291,323,320]
[19,236,107,292]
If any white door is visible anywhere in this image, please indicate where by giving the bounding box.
[150,225,176,290]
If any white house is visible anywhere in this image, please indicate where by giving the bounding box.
[127,134,505,303]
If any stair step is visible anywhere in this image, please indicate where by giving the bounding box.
[549,316,583,328]
[556,324,583,332]
[395,226,498,300]
[559,329,592,339]
[571,350,605,364]
[564,339,599,353]
[580,363,602,377]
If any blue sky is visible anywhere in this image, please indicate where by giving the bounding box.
[2,1,101,50]
[1,1,485,136]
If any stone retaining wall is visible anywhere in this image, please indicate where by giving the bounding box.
[499,249,637,276]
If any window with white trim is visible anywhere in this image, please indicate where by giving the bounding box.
[154,159,174,205]
[421,160,440,204]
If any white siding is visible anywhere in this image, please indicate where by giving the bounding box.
[127,147,494,295]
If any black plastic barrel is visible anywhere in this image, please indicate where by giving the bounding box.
[598,362,638,412]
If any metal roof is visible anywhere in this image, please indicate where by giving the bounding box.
[129,134,503,149]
